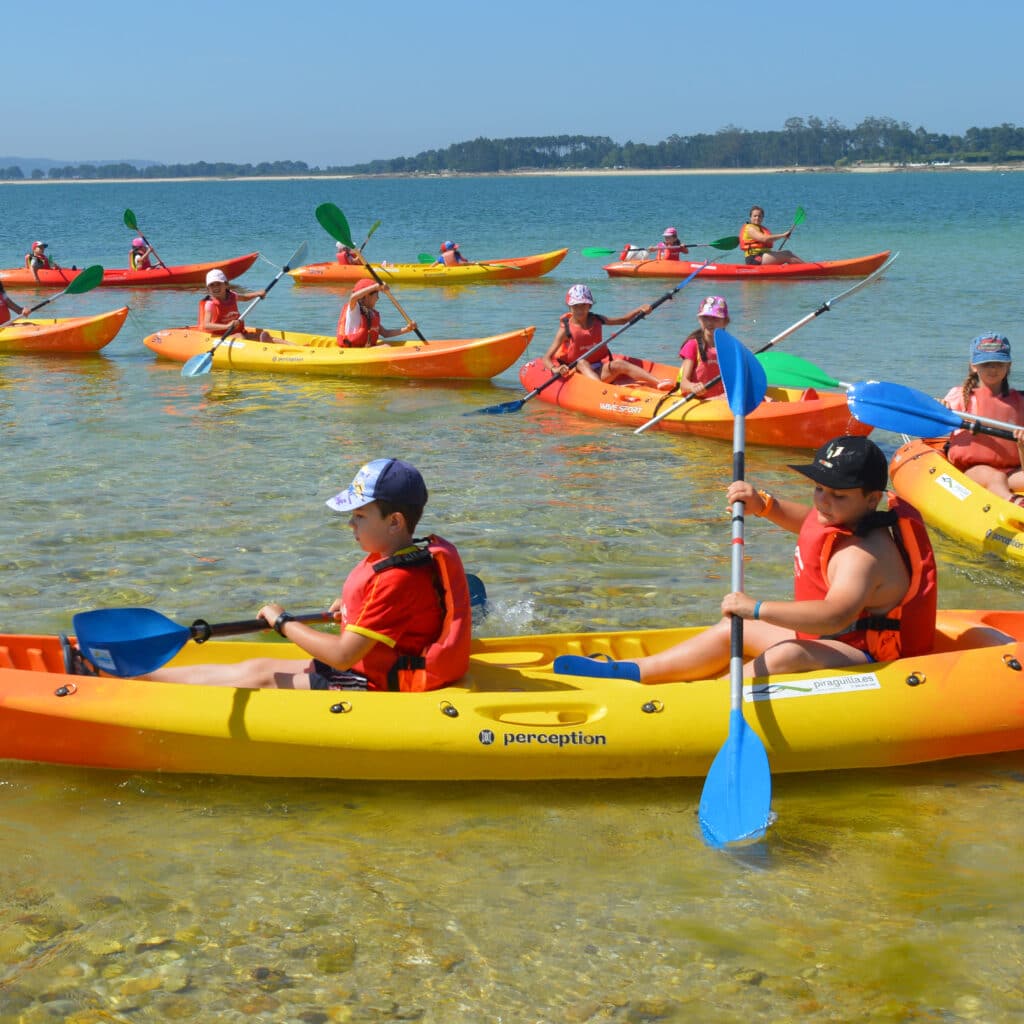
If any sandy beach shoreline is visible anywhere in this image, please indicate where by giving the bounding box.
[1,163,1018,186]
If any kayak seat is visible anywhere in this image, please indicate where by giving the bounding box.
[801,388,820,401]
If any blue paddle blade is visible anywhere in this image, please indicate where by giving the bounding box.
[699,708,773,848]
[715,330,768,416]
[73,607,190,677]
[182,351,213,378]
[848,380,960,437]
[467,573,488,622]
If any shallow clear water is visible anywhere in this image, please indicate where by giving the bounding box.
[1,171,1022,1021]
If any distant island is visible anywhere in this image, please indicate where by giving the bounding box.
[3,116,1022,180]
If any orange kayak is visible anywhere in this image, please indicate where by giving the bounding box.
[143,325,535,380]
[0,252,259,288]
[290,248,568,286]
[604,250,892,280]
[0,307,129,353]
[518,356,871,448]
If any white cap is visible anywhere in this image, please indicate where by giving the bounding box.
[205,269,228,285]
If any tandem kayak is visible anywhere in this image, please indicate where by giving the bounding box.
[0,307,129,354]
[0,252,259,289]
[517,357,870,448]
[289,248,569,286]
[142,326,536,380]
[2,608,1023,779]
[603,250,892,280]
[890,437,1024,566]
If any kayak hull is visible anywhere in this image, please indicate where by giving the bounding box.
[518,357,870,448]
[143,326,535,379]
[603,250,892,280]
[890,437,1024,566]
[0,252,259,288]
[1,608,1022,780]
[0,307,129,353]
[289,248,568,286]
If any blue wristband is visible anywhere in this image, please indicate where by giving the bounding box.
[752,601,762,621]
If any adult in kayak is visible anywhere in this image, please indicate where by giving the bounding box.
[0,281,29,323]
[145,458,470,692]
[673,295,728,399]
[656,227,689,261]
[435,241,469,266]
[555,436,937,683]
[25,241,61,282]
[337,278,419,348]
[542,284,671,388]
[739,206,802,265]
[129,237,154,270]
[335,242,360,265]
[942,333,1024,505]
[199,269,276,344]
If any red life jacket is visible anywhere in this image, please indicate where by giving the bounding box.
[792,496,937,660]
[0,298,10,326]
[198,292,242,332]
[946,387,1024,472]
[556,312,609,364]
[656,241,687,261]
[337,304,381,348]
[377,535,472,692]
[130,249,152,270]
[25,252,50,270]
[677,335,724,396]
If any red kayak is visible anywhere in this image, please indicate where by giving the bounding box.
[0,252,259,289]
[603,250,891,280]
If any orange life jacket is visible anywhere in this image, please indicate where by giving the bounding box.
[792,496,937,660]
[556,312,609,364]
[739,222,771,257]
[378,535,472,692]
[337,304,381,347]
[946,387,1024,472]
[25,252,50,270]
[198,292,241,333]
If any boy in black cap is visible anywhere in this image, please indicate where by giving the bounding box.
[556,435,936,683]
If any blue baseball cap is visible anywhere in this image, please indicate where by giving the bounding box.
[970,333,1011,364]
[326,458,428,513]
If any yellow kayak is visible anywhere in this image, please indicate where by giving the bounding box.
[2,608,1022,780]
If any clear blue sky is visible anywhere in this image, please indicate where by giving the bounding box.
[8,0,1021,167]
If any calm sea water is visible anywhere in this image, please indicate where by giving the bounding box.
[1,172,1022,1022]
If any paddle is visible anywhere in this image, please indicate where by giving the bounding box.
[468,258,714,416]
[634,251,899,434]
[123,208,168,270]
[848,380,1024,441]
[181,241,308,377]
[359,220,381,252]
[581,237,741,259]
[416,252,519,271]
[8,264,105,323]
[757,351,852,391]
[72,606,333,677]
[698,328,772,849]
[776,206,806,252]
[316,203,428,342]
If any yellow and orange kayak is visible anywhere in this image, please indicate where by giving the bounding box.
[604,250,892,280]
[289,248,568,286]
[0,307,129,354]
[517,356,870,449]
[0,252,259,288]
[890,437,1024,566]
[1,608,1022,779]
[142,325,535,380]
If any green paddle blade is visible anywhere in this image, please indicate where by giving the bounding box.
[709,235,740,251]
[315,203,354,247]
[66,265,105,293]
[792,206,807,226]
[581,246,618,258]
[361,220,381,249]
[757,351,841,390]
[123,208,139,230]
[417,253,436,263]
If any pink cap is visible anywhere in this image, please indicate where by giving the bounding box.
[132,237,145,248]
[698,295,729,319]
[565,284,594,306]
[663,227,678,237]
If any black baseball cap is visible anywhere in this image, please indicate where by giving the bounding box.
[789,436,888,491]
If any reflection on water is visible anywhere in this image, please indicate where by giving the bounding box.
[1,756,1022,1022]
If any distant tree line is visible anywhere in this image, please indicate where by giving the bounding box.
[2,118,1022,181]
